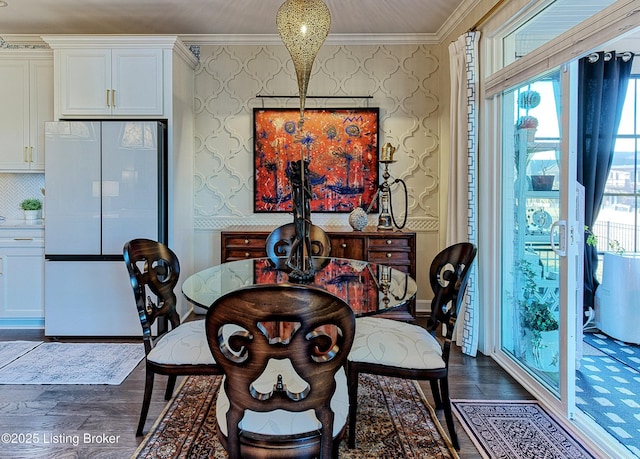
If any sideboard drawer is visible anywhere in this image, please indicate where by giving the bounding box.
[224,248,267,260]
[221,231,269,261]
[368,236,412,251]
[223,235,266,250]
[330,236,364,259]
[367,250,411,265]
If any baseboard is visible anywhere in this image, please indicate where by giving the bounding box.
[416,299,430,317]
[0,318,45,329]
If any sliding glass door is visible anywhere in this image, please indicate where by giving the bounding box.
[499,67,582,411]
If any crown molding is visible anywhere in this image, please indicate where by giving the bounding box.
[181,32,440,47]
[437,0,482,39]
[0,34,49,48]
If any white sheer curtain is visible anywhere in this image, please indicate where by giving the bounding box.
[447,31,480,357]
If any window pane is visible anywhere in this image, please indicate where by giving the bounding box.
[618,79,636,135]
[503,0,618,67]
[594,77,639,256]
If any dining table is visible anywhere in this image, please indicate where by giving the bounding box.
[182,256,417,317]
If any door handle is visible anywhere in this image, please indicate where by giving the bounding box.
[24,146,28,162]
[30,146,33,163]
[0,256,3,275]
[106,89,110,107]
[550,220,567,257]
[112,89,116,107]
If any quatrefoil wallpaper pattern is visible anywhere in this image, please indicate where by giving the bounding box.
[193,44,441,232]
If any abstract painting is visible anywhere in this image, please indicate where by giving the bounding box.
[253,107,379,213]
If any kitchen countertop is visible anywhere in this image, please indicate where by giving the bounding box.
[0,218,45,229]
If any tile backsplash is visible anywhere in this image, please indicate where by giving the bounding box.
[0,173,46,220]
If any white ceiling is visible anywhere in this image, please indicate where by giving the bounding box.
[0,0,468,39]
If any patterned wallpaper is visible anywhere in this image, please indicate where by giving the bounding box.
[193,44,441,232]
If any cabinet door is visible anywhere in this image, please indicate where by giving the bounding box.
[0,245,45,321]
[0,60,30,170]
[28,60,54,170]
[111,49,163,115]
[59,49,111,116]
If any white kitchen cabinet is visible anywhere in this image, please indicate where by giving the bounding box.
[0,226,45,328]
[57,47,163,117]
[0,55,53,171]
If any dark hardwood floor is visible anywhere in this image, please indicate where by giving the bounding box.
[0,324,531,458]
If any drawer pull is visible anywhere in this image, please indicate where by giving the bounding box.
[245,252,250,257]
[14,237,34,241]
[386,253,392,258]
[386,239,392,245]
[341,243,347,248]
[244,239,250,244]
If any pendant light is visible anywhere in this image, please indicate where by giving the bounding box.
[276,0,331,128]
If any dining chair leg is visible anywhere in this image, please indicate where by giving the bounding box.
[347,366,360,449]
[439,377,459,450]
[137,369,155,436]
[430,379,443,409]
[164,375,177,400]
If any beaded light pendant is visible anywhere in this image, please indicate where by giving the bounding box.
[276,0,331,128]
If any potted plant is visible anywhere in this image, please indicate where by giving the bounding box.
[516,115,538,130]
[530,161,555,191]
[20,198,42,220]
[516,259,559,371]
[516,115,538,143]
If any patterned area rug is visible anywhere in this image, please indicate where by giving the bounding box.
[583,331,640,371]
[576,355,640,457]
[452,400,597,459]
[134,374,459,458]
[0,340,42,368]
[0,342,144,385]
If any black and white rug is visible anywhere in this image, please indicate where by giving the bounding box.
[452,400,597,459]
[576,354,640,457]
[583,331,640,371]
[0,342,144,385]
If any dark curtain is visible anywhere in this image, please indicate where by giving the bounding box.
[577,51,634,318]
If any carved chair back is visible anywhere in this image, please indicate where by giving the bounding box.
[123,238,180,354]
[205,284,355,459]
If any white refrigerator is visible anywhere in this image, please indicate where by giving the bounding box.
[44,121,167,336]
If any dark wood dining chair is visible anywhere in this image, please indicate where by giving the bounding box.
[205,284,355,459]
[123,238,221,436]
[265,222,332,267]
[347,242,477,450]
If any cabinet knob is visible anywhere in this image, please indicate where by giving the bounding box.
[386,253,392,258]
[341,243,347,248]
[245,252,250,257]
[386,239,392,245]
[244,239,250,244]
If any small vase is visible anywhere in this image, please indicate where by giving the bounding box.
[348,207,368,231]
[24,209,41,220]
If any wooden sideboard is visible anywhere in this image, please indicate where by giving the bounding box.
[221,226,416,320]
